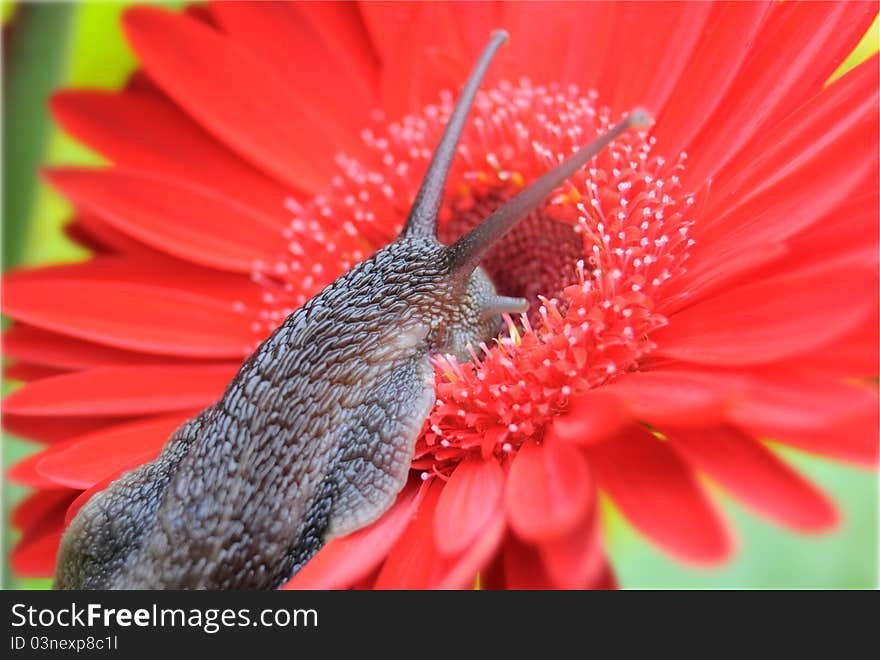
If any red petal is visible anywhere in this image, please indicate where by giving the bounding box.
[499,536,616,589]
[4,363,65,382]
[655,264,875,366]
[775,188,879,277]
[6,255,264,303]
[67,211,166,257]
[445,2,503,67]
[601,369,734,427]
[8,451,68,489]
[3,263,256,359]
[506,2,714,115]
[3,364,236,417]
[546,390,624,446]
[10,491,75,578]
[287,1,380,88]
[538,499,605,589]
[597,1,713,115]
[35,413,195,489]
[653,1,771,155]
[590,559,619,590]
[705,57,879,222]
[503,2,603,90]
[727,372,879,466]
[64,216,115,255]
[12,489,77,531]
[505,436,592,542]
[374,479,505,589]
[669,426,837,532]
[371,480,443,588]
[730,371,877,434]
[4,413,135,446]
[680,58,879,303]
[789,319,879,379]
[50,89,292,221]
[47,168,285,274]
[660,241,787,318]
[211,1,378,133]
[11,527,64,578]
[765,412,879,467]
[433,456,504,555]
[375,2,467,119]
[500,534,555,589]
[3,324,219,370]
[587,425,732,563]
[284,478,425,590]
[123,7,346,192]
[183,3,216,26]
[683,1,877,185]
[358,2,416,65]
[435,506,505,590]
[361,1,497,118]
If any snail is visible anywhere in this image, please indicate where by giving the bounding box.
[54,30,649,589]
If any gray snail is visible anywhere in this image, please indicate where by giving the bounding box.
[54,31,649,589]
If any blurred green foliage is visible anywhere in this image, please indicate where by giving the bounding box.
[15,2,141,269]
[2,3,878,590]
[3,2,74,270]
[2,1,151,590]
[1,2,15,26]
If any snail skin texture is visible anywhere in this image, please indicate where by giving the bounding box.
[54,31,649,590]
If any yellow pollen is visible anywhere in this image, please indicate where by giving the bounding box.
[505,317,522,345]
[439,365,459,382]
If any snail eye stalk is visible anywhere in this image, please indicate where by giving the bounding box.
[402,30,509,239]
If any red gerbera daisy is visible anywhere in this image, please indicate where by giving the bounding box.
[3,1,878,589]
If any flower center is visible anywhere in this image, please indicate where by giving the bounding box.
[439,189,585,321]
[250,80,697,475]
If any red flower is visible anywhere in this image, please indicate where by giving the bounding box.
[4,1,878,589]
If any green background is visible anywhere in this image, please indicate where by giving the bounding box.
[2,1,878,589]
